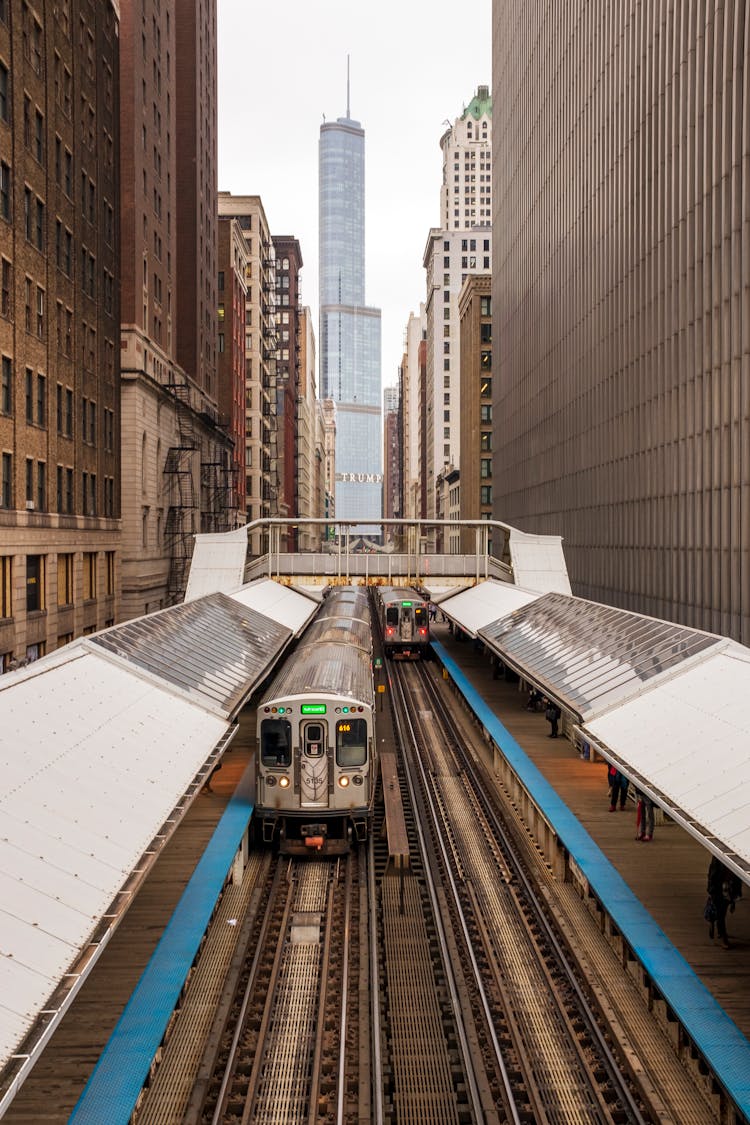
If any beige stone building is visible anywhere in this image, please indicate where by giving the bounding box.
[296,307,322,552]
[0,0,120,670]
[217,193,278,557]
[321,397,336,542]
[492,3,750,643]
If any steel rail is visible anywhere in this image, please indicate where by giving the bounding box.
[389,660,516,1125]
[210,860,288,1125]
[419,662,650,1125]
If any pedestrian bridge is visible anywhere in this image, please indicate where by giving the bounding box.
[185,519,573,601]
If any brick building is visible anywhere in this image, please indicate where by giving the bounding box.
[0,0,121,670]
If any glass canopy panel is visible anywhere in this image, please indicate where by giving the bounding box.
[91,592,291,718]
[478,592,722,720]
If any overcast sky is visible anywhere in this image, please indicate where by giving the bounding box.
[217,1,491,394]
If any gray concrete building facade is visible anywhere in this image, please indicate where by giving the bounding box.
[492,2,750,643]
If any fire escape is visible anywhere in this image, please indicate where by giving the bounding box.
[199,398,234,535]
[163,381,198,604]
[261,238,279,516]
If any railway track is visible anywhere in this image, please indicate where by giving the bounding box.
[187,852,365,1124]
[133,632,716,1124]
[387,659,651,1124]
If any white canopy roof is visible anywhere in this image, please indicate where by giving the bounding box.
[439,579,542,637]
[585,642,750,877]
[0,645,229,1095]
[228,579,318,636]
[439,581,750,883]
[0,587,298,1104]
[508,528,572,594]
[184,526,248,601]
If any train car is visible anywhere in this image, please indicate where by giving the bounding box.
[254,587,375,855]
[374,586,431,659]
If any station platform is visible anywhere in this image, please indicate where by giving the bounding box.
[431,621,750,1043]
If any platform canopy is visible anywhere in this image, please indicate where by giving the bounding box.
[183,526,249,601]
[441,582,749,882]
[507,528,572,594]
[477,592,722,721]
[585,642,750,878]
[228,578,318,636]
[0,590,295,1109]
[438,578,542,638]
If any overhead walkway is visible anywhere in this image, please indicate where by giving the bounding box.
[0,579,317,1116]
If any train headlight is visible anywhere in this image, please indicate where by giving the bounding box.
[279,775,290,788]
[338,775,350,788]
[352,775,364,786]
[265,775,277,787]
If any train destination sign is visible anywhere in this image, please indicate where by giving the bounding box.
[301,704,327,715]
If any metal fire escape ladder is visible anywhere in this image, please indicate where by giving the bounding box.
[163,381,197,604]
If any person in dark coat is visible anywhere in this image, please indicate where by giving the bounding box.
[634,789,655,841]
[707,857,742,949]
[608,766,629,811]
[544,700,561,737]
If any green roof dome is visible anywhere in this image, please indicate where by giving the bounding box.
[462,84,492,119]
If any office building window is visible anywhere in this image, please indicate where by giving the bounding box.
[36,372,46,425]
[83,552,96,600]
[26,554,45,612]
[36,460,45,510]
[1,257,10,317]
[480,485,492,506]
[0,161,9,219]
[480,458,492,479]
[0,451,10,507]
[57,553,73,605]
[480,432,492,451]
[1,355,11,413]
[106,551,115,595]
[0,555,11,618]
[25,367,33,422]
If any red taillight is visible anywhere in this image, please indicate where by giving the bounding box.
[419,628,427,636]
[386,627,394,636]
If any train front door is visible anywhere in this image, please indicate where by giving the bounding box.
[300,721,329,807]
[401,606,414,642]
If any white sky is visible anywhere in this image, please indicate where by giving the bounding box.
[217,1,491,395]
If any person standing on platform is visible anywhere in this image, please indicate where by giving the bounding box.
[707,856,742,949]
[608,765,629,811]
[635,789,655,841]
[545,700,561,738]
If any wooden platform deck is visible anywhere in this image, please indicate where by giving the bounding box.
[432,623,750,1043]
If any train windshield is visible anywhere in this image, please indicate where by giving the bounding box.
[260,718,292,767]
[415,606,427,627]
[336,718,367,767]
[385,606,399,627]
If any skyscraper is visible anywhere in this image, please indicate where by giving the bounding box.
[421,86,492,522]
[492,3,750,643]
[319,76,381,532]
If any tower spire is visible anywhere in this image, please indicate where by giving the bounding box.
[346,54,350,118]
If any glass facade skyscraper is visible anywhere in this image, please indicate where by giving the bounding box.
[319,107,382,532]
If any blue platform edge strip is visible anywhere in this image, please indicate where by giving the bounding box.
[433,640,750,1112]
[69,765,255,1125]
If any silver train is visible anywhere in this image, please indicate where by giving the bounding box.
[254,587,376,855]
[374,586,431,659]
